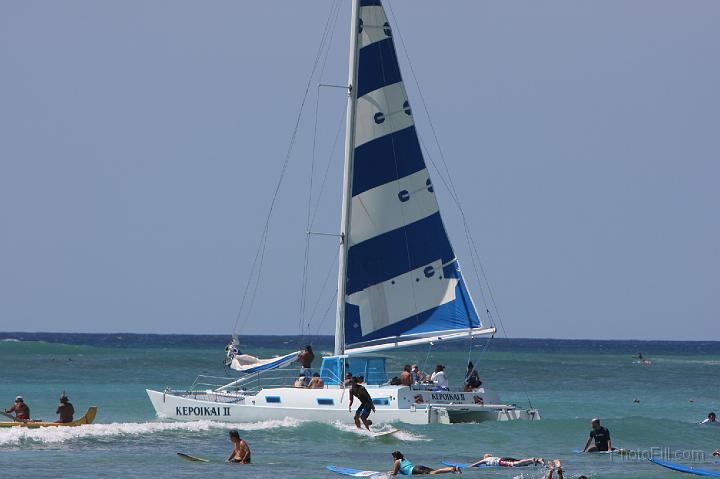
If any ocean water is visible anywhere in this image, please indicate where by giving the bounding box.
[1,333,719,478]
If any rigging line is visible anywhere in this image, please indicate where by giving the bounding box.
[300,0,342,336]
[313,286,339,337]
[233,1,344,334]
[310,103,347,229]
[306,244,341,330]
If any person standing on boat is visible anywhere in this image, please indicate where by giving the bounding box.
[463,361,481,391]
[226,430,251,464]
[582,418,612,452]
[56,393,75,423]
[430,364,449,390]
[400,365,414,386]
[349,376,375,430]
[4,396,30,421]
[297,345,315,381]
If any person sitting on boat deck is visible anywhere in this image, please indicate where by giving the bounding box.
[411,365,423,383]
[56,393,75,423]
[400,365,414,386]
[470,454,543,468]
[430,364,449,391]
[582,418,612,452]
[544,459,587,479]
[297,345,315,378]
[293,373,307,388]
[389,451,460,475]
[700,412,717,424]
[4,396,30,421]
[349,376,375,430]
[463,361,481,392]
[226,429,251,464]
[307,372,324,389]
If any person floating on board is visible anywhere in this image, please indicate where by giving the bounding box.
[430,364,449,391]
[400,365,414,386]
[56,393,75,423]
[700,412,717,424]
[469,454,543,468]
[544,459,587,479]
[463,361,481,392]
[4,396,30,421]
[349,376,375,430]
[582,418,613,452]
[297,345,315,380]
[389,451,460,475]
[307,372,324,389]
[226,430,251,464]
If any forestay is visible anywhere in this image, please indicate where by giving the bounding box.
[342,0,488,352]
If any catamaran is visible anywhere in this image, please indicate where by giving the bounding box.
[147,0,540,424]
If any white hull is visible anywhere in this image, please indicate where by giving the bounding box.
[146,386,539,425]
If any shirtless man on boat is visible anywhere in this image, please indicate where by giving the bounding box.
[56,394,75,423]
[226,430,251,464]
[3,396,30,421]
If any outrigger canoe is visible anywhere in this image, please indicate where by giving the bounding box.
[0,406,97,428]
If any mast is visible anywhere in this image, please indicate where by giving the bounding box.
[334,0,360,356]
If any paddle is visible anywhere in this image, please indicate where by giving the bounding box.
[1,410,15,420]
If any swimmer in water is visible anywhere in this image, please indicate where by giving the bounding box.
[389,451,460,475]
[469,454,543,468]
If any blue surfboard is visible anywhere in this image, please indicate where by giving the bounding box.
[327,465,385,477]
[649,458,720,477]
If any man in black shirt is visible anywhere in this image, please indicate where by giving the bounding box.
[348,377,375,430]
[583,418,612,452]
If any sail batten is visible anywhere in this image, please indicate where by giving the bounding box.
[342,0,483,350]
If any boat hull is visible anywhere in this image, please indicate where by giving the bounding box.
[0,406,97,428]
[146,388,538,425]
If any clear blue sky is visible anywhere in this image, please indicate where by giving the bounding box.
[1,1,717,340]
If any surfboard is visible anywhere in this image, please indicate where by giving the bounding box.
[441,461,499,469]
[177,452,209,462]
[649,458,720,477]
[326,465,386,477]
[572,448,627,455]
[370,427,400,438]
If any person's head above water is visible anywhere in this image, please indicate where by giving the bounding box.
[391,451,404,461]
[591,418,601,429]
[709,412,716,421]
[229,430,241,442]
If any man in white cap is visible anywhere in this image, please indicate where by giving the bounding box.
[4,396,30,421]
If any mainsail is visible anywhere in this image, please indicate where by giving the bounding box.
[341,0,490,353]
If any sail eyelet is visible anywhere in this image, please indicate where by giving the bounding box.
[426,178,434,193]
[424,266,435,278]
[398,190,410,202]
[374,112,385,124]
[358,18,364,34]
[403,100,412,116]
[383,22,392,37]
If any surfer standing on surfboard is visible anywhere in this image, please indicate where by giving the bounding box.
[348,376,375,430]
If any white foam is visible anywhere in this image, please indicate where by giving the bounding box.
[330,421,428,442]
[0,418,302,446]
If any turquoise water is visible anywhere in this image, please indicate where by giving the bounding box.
[1,335,719,478]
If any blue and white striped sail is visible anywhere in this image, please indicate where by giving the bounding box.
[343,0,486,351]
